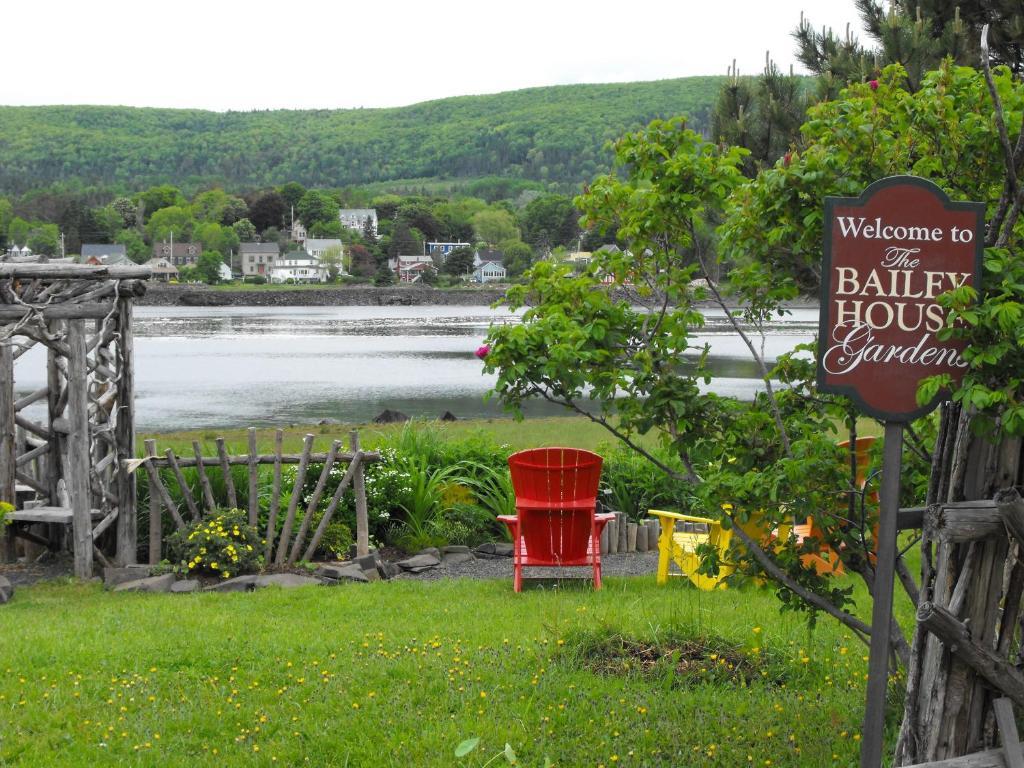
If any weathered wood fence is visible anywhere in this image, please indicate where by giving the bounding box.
[893,412,1024,766]
[140,428,380,566]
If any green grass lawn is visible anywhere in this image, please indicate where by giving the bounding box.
[145,416,640,456]
[0,576,890,767]
[146,415,883,457]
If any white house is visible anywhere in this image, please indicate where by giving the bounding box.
[290,220,308,244]
[303,239,343,259]
[339,208,378,237]
[269,252,328,284]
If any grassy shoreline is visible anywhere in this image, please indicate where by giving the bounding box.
[141,415,640,456]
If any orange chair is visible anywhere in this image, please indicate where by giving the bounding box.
[792,436,879,575]
[498,448,614,592]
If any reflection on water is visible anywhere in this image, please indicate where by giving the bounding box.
[12,305,818,432]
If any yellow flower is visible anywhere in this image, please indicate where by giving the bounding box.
[211,562,219,570]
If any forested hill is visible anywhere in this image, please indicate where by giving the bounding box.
[0,77,724,195]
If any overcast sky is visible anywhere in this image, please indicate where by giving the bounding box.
[5,1,867,112]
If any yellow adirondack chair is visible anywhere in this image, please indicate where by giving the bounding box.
[649,508,770,590]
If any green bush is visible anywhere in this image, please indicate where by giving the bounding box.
[244,275,267,285]
[429,503,500,546]
[600,444,695,521]
[165,508,263,579]
[313,518,353,560]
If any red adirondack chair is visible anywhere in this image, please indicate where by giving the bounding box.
[498,447,614,592]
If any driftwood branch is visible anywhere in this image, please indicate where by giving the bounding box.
[917,602,1024,709]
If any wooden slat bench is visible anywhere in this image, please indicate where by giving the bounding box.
[6,507,104,551]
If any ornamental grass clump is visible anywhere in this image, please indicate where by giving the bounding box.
[166,508,263,579]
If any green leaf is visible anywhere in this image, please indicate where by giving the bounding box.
[454,737,480,758]
[504,743,518,764]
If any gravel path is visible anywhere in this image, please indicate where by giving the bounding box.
[395,551,660,582]
[1,551,660,588]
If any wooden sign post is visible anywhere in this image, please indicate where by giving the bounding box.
[817,176,984,768]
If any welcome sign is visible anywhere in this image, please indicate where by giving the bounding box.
[817,176,984,421]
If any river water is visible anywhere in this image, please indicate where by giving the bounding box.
[12,305,818,432]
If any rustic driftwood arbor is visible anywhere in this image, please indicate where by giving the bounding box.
[0,263,149,578]
[895,413,1024,767]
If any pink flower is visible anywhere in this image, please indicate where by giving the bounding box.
[474,344,490,360]
[869,79,879,91]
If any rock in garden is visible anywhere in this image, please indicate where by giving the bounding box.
[170,579,200,594]
[254,574,322,589]
[315,564,369,583]
[376,560,401,580]
[474,542,514,559]
[104,565,154,588]
[204,575,259,593]
[352,553,380,572]
[395,553,441,573]
[373,409,410,424]
[417,547,442,560]
[441,545,475,565]
[113,573,177,593]
[0,575,13,604]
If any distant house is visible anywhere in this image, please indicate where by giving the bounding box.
[473,248,504,268]
[153,241,202,267]
[269,252,327,284]
[427,242,472,263]
[303,238,343,259]
[3,245,34,260]
[143,257,179,282]
[339,209,378,237]
[390,254,434,283]
[81,244,128,265]
[564,250,593,267]
[290,220,308,244]
[472,259,506,284]
[238,242,280,277]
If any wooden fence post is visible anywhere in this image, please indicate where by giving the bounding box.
[0,342,16,563]
[115,298,137,565]
[67,319,93,579]
[352,430,369,556]
[146,440,161,565]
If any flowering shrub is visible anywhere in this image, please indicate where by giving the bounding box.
[293,447,411,544]
[166,508,263,579]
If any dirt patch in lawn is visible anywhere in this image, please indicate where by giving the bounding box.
[564,628,785,687]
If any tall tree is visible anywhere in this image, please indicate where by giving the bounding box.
[712,57,807,175]
[387,221,421,257]
[277,182,306,212]
[796,1,1024,94]
[247,190,287,233]
[115,229,149,264]
[443,246,475,276]
[296,189,338,230]
[146,206,195,243]
[519,194,580,251]
[231,218,257,243]
[138,185,186,222]
[471,209,519,246]
[0,197,11,248]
